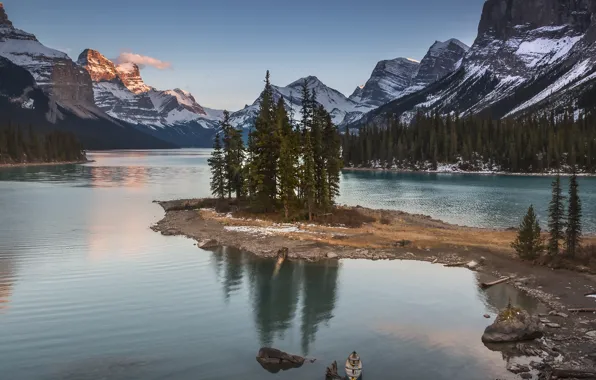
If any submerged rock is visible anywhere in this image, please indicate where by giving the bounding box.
[256,347,305,374]
[482,305,543,343]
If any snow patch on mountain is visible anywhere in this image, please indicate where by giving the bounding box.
[515,35,582,68]
[506,59,593,116]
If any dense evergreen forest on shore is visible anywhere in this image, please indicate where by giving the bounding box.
[0,124,86,165]
[343,111,596,173]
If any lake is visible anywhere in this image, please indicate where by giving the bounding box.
[0,148,586,380]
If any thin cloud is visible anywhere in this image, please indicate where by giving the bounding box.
[115,52,172,70]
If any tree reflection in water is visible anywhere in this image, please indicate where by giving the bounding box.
[210,247,340,355]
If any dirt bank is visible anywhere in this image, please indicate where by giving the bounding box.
[152,199,596,378]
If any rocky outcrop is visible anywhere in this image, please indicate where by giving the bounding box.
[116,63,152,94]
[350,58,420,107]
[482,305,543,343]
[413,39,468,86]
[0,3,96,117]
[256,347,306,373]
[0,3,12,27]
[77,49,120,83]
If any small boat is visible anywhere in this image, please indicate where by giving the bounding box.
[345,351,362,380]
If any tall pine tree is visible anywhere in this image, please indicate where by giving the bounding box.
[208,132,226,199]
[548,174,565,256]
[250,71,280,211]
[221,110,245,198]
[276,98,299,218]
[566,170,582,257]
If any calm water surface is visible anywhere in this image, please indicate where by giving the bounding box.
[0,149,582,380]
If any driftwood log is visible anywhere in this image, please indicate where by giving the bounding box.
[480,277,511,289]
[444,262,467,267]
[568,308,596,313]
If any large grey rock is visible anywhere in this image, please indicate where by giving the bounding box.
[256,347,305,373]
[482,306,544,343]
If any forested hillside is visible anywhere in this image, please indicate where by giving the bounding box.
[343,110,596,173]
[0,124,86,165]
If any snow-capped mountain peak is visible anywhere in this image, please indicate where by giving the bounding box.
[77,49,120,83]
[0,3,13,27]
[348,57,420,107]
[0,4,96,117]
[115,62,152,94]
[428,39,470,55]
[78,47,224,136]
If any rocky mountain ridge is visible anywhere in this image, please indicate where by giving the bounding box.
[77,48,223,146]
[353,0,596,127]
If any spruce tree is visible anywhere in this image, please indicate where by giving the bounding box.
[303,130,316,221]
[276,98,299,218]
[511,205,544,260]
[547,174,565,256]
[323,110,342,206]
[221,110,245,198]
[566,170,582,257]
[250,71,280,211]
[208,132,226,199]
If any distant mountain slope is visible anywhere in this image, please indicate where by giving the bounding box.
[349,40,469,109]
[230,75,374,129]
[352,0,596,127]
[77,49,223,147]
[0,57,175,150]
[0,4,174,149]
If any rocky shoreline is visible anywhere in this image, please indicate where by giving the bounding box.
[343,167,596,177]
[152,199,596,379]
[0,159,92,168]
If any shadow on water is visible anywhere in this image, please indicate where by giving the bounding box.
[474,272,547,315]
[210,247,339,356]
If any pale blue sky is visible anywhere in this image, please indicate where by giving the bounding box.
[5,0,485,110]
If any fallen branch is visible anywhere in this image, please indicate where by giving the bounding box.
[325,361,342,380]
[551,369,596,379]
[444,262,467,267]
[480,277,511,289]
[568,308,596,313]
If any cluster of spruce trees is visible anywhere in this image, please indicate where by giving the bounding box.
[209,72,342,220]
[512,172,583,260]
[0,124,86,164]
[344,111,596,173]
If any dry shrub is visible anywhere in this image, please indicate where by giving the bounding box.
[380,216,391,225]
[318,208,375,228]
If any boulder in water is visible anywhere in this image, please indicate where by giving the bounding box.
[256,347,305,373]
[482,305,543,343]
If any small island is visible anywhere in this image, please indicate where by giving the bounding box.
[0,124,88,167]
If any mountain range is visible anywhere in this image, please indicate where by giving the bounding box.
[0,0,595,149]
[355,0,596,128]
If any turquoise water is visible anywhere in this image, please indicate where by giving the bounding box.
[0,149,572,379]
